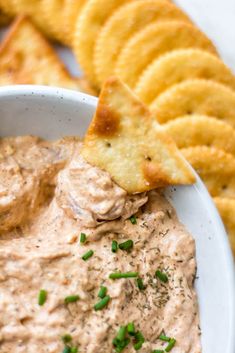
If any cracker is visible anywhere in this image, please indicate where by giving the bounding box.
[94,0,191,86]
[115,21,217,88]
[0,16,94,95]
[163,115,235,155]
[82,77,195,193]
[135,49,235,104]
[43,0,86,45]
[12,0,53,38]
[151,79,235,126]
[73,0,131,87]
[0,0,16,15]
[181,146,235,198]
[0,11,11,27]
[214,197,235,256]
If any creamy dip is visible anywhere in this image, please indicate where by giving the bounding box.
[0,136,201,353]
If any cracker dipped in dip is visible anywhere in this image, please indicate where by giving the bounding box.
[0,78,200,353]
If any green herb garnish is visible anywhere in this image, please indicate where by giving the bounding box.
[94,295,110,311]
[136,277,145,290]
[82,250,94,261]
[152,350,164,353]
[133,331,145,350]
[109,272,138,279]
[38,289,47,306]
[155,270,168,283]
[62,334,72,344]
[62,346,71,353]
[80,233,86,243]
[129,215,137,224]
[116,326,127,341]
[165,338,176,352]
[98,285,107,299]
[127,322,135,336]
[119,240,133,251]
[112,240,118,253]
[64,295,80,304]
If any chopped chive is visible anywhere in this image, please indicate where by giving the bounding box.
[112,240,118,253]
[94,295,110,311]
[113,338,130,352]
[62,347,71,353]
[155,270,168,283]
[70,347,78,353]
[64,295,80,304]
[165,338,176,352]
[159,334,171,342]
[80,232,86,243]
[109,272,138,279]
[82,249,94,261]
[133,331,145,350]
[119,240,133,251]
[61,334,72,344]
[136,277,145,290]
[129,215,137,224]
[127,322,135,336]
[38,289,47,306]
[116,326,127,341]
[152,350,164,353]
[98,285,107,299]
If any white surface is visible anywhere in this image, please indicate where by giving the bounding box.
[0,85,234,353]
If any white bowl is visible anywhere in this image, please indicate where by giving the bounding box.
[0,85,234,353]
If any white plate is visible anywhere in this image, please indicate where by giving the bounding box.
[0,85,234,353]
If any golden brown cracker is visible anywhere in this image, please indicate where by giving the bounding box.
[43,0,86,45]
[181,146,235,199]
[73,0,131,87]
[94,0,191,86]
[163,115,235,156]
[115,21,217,88]
[214,197,235,256]
[82,77,195,193]
[135,49,235,104]
[0,11,12,26]
[0,16,94,95]
[151,79,235,126]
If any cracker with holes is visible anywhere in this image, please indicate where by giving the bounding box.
[115,21,217,88]
[94,0,191,86]
[0,16,94,94]
[82,77,195,193]
[151,79,235,126]
[163,115,235,155]
[181,146,235,198]
[135,49,235,104]
[214,197,235,255]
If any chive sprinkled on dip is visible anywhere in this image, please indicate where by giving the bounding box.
[112,240,118,253]
[98,285,107,299]
[64,295,80,304]
[155,270,168,283]
[109,272,139,279]
[136,277,145,290]
[127,322,135,336]
[94,295,110,311]
[61,334,72,344]
[82,249,94,261]
[119,239,133,251]
[80,232,86,243]
[129,215,137,224]
[165,338,176,352]
[159,333,171,342]
[38,289,47,306]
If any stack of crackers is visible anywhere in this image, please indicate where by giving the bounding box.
[0,0,234,256]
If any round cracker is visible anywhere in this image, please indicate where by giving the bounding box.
[0,0,16,15]
[214,197,235,255]
[73,0,131,87]
[151,79,235,126]
[0,11,12,26]
[181,146,235,199]
[115,20,217,88]
[163,115,235,156]
[43,0,86,45]
[94,0,191,86]
[135,49,235,104]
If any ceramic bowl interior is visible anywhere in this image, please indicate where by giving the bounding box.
[0,85,234,353]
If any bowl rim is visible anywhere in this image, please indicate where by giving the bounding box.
[0,84,234,352]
